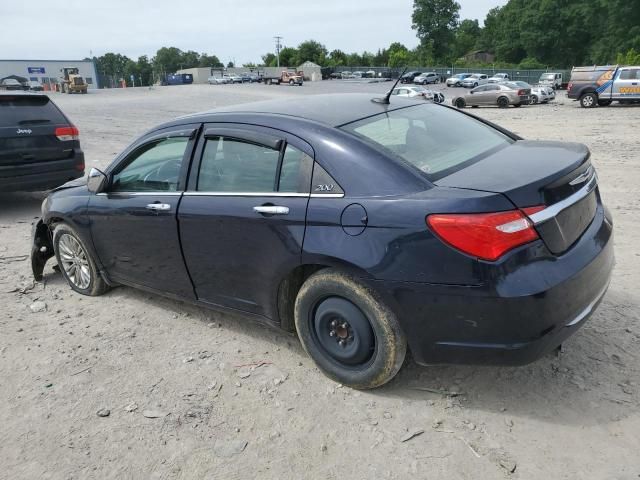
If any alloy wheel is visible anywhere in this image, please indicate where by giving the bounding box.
[58,233,91,289]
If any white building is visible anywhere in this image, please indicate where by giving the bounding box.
[0,59,99,90]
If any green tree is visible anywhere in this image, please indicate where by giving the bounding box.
[412,0,460,62]
[453,19,481,59]
[277,47,299,67]
[153,47,184,74]
[226,61,235,68]
[296,40,328,65]
[328,49,348,67]
[261,53,276,66]
[198,53,223,68]
[95,53,131,77]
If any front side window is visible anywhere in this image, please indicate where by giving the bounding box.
[340,104,512,181]
[197,137,312,193]
[111,137,188,192]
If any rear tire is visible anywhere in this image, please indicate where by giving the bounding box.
[289,79,294,86]
[497,96,509,108]
[580,92,597,108]
[53,223,109,297]
[294,269,407,389]
[454,97,466,109]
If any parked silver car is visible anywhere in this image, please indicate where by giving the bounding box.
[414,72,439,85]
[461,74,489,88]
[452,82,531,108]
[530,85,556,104]
[445,73,472,87]
[488,73,510,83]
[208,76,231,85]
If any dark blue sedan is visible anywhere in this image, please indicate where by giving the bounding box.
[31,94,614,389]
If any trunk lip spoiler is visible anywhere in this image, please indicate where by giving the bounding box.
[528,171,598,225]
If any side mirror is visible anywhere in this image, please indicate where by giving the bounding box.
[87,167,107,194]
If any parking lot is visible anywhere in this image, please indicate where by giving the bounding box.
[1,81,639,479]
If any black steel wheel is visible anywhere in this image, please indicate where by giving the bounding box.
[294,269,407,389]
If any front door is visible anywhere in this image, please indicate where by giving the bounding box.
[178,125,313,319]
[88,127,197,299]
[612,67,640,100]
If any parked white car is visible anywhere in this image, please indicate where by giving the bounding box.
[446,73,472,87]
[208,76,230,84]
[461,74,489,88]
[391,86,445,103]
[488,73,510,83]
[529,85,556,104]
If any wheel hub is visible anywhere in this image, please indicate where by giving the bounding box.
[312,297,375,366]
[58,234,91,289]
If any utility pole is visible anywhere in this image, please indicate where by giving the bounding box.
[274,36,283,68]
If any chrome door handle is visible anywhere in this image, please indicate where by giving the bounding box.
[253,205,289,215]
[146,203,171,211]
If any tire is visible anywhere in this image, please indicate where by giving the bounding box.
[53,223,109,296]
[497,96,509,108]
[289,79,294,86]
[598,99,612,107]
[580,92,597,108]
[294,269,407,389]
[531,95,538,104]
[266,78,272,85]
[473,82,478,88]
[454,97,466,109]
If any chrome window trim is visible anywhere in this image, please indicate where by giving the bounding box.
[182,191,345,198]
[184,192,309,197]
[529,172,598,225]
[96,191,183,196]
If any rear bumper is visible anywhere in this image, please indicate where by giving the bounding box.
[0,155,84,192]
[375,203,614,366]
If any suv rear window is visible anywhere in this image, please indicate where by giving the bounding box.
[0,95,67,128]
[340,104,513,181]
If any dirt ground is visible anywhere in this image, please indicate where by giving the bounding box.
[1,82,639,480]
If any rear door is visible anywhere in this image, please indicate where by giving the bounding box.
[178,124,313,319]
[612,67,640,100]
[0,94,79,177]
[88,126,198,298]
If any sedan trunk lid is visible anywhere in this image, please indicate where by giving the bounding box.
[435,140,598,254]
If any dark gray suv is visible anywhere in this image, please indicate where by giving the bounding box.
[0,92,85,191]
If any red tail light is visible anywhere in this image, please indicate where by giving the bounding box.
[517,89,526,96]
[55,125,79,141]
[427,209,542,261]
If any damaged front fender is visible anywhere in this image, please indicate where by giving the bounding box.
[31,219,54,281]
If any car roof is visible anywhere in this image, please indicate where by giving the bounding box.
[176,93,422,127]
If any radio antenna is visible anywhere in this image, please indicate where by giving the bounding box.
[371,67,408,105]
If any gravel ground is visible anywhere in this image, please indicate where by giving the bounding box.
[1,81,639,480]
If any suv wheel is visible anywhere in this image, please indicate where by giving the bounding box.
[530,95,539,104]
[53,223,109,296]
[294,269,407,389]
[580,93,597,108]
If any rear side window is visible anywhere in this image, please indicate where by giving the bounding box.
[198,137,312,193]
[340,104,512,181]
[0,95,67,127]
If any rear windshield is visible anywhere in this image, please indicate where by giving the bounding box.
[340,104,513,181]
[0,95,66,127]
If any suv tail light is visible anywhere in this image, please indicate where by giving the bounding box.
[55,125,79,141]
[426,209,543,261]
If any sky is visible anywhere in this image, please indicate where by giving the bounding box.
[0,0,508,64]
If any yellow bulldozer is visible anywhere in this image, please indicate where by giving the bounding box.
[58,67,88,94]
